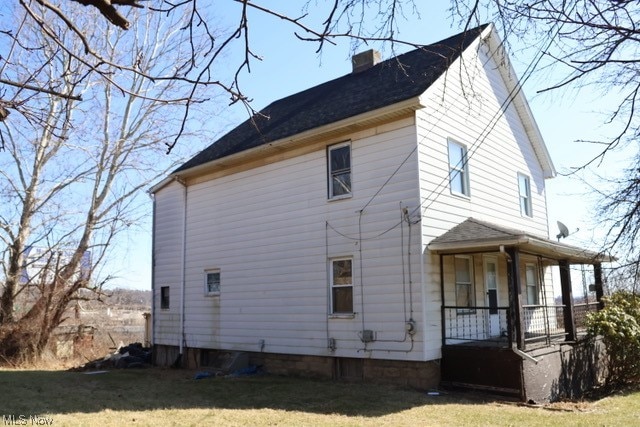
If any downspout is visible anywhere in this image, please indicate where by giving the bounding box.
[150,193,156,357]
[512,346,540,364]
[178,177,187,364]
[439,254,445,348]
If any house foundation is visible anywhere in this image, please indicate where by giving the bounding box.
[153,344,440,389]
[441,336,607,403]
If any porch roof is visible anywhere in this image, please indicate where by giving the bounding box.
[427,218,613,264]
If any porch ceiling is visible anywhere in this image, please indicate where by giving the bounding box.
[427,218,614,264]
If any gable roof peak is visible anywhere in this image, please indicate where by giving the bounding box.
[173,24,491,175]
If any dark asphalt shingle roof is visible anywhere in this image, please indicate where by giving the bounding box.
[428,218,614,263]
[429,218,536,245]
[175,24,489,173]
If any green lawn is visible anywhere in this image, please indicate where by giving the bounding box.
[1,368,638,426]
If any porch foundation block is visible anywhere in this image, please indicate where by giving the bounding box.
[522,337,606,403]
[153,344,440,389]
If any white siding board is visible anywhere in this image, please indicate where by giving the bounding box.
[159,122,426,361]
[152,180,185,346]
[416,40,554,360]
[417,43,550,243]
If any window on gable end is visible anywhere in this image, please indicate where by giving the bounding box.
[328,142,352,199]
[448,139,470,196]
[518,173,532,217]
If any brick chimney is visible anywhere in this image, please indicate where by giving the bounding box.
[351,49,381,73]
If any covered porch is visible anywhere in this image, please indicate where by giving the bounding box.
[428,218,612,401]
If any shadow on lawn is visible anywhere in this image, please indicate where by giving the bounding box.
[0,368,490,417]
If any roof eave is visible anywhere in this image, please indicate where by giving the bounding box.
[149,176,176,195]
[428,235,613,264]
[427,237,528,254]
[173,96,425,180]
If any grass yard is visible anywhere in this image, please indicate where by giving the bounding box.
[1,367,639,426]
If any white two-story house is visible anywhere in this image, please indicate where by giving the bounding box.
[151,24,611,402]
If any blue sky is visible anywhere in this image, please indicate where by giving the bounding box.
[107,1,628,289]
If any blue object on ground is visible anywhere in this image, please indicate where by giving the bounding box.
[194,371,212,380]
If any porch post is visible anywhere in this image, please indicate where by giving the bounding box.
[594,262,604,309]
[506,247,525,349]
[559,260,577,341]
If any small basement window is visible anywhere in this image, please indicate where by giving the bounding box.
[205,269,221,295]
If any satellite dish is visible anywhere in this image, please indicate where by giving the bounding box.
[556,221,570,241]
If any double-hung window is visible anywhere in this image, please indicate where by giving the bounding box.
[205,269,221,295]
[518,173,532,217]
[330,258,353,314]
[328,142,351,199]
[455,256,475,313]
[448,139,470,196]
[525,263,538,305]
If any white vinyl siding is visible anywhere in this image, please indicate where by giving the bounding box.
[417,33,551,359]
[152,180,185,345]
[417,36,550,240]
[160,120,424,362]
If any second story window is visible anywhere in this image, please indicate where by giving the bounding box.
[518,173,532,217]
[448,139,470,196]
[328,142,351,199]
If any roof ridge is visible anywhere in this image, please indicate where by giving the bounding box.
[174,24,489,174]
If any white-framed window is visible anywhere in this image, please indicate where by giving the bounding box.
[525,263,538,305]
[205,269,221,295]
[448,139,470,196]
[455,256,475,313]
[328,142,352,199]
[160,286,170,310]
[330,258,353,314]
[518,173,532,217]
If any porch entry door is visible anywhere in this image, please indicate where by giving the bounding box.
[484,257,500,337]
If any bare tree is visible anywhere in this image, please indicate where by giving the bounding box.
[0,8,192,362]
[449,0,640,274]
[2,1,422,152]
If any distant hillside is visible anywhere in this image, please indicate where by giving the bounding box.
[80,288,151,310]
